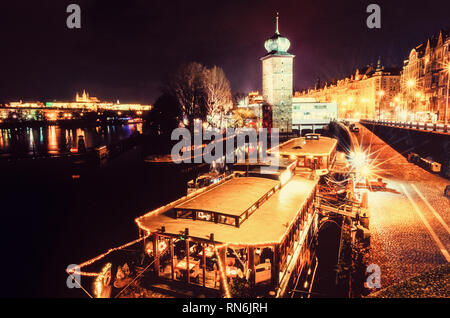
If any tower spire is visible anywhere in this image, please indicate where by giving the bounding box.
[275,12,280,34]
[376,56,382,71]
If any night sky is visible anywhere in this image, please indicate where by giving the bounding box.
[0,0,449,104]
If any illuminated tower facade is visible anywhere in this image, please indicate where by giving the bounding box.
[261,14,294,132]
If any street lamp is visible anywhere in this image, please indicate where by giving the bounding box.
[445,64,450,126]
[406,79,416,121]
[406,79,415,88]
[393,95,401,121]
[377,90,385,120]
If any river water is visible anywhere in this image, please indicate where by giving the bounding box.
[0,123,143,157]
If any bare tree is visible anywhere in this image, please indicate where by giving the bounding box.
[168,62,207,128]
[204,66,233,128]
[164,63,232,129]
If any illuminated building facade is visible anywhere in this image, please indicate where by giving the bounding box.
[76,90,100,103]
[401,29,450,122]
[238,92,338,133]
[261,14,294,132]
[236,16,336,132]
[5,91,152,112]
[236,91,264,127]
[7,101,45,108]
[298,59,401,120]
[291,98,338,133]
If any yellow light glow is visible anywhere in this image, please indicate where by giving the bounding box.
[66,235,149,277]
[350,151,367,169]
[360,165,371,178]
[407,79,415,88]
[94,263,111,298]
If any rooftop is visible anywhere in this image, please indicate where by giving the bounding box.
[263,13,292,57]
[136,174,317,245]
[273,136,338,157]
[175,177,278,217]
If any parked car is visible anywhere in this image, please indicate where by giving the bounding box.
[349,124,359,133]
[407,152,420,163]
[419,157,441,173]
[445,185,450,198]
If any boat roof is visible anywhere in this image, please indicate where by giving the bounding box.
[136,174,317,245]
[176,177,278,217]
[273,136,337,157]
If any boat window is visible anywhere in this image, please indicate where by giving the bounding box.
[177,210,193,219]
[218,215,236,226]
[197,211,212,221]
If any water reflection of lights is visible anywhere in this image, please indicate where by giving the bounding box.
[0,130,4,149]
[136,123,143,134]
[48,126,59,154]
[0,124,144,156]
[28,128,34,150]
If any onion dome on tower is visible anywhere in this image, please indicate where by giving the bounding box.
[264,13,291,55]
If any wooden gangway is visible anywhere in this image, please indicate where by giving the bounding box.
[315,195,361,219]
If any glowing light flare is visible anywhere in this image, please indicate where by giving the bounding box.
[360,165,372,178]
[406,79,416,88]
[349,151,367,169]
[214,247,231,298]
[67,234,150,277]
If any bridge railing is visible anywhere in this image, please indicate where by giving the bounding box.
[361,119,449,133]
